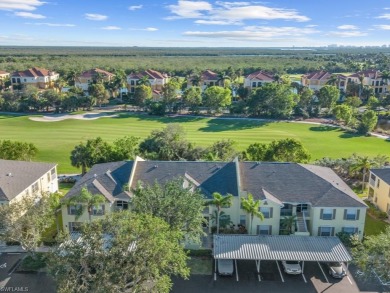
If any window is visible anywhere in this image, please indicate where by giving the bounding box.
[318,226,334,236]
[252,82,256,87]
[47,172,51,182]
[377,179,381,188]
[344,208,359,220]
[32,182,39,194]
[50,168,57,179]
[320,208,334,220]
[260,207,273,219]
[12,78,16,83]
[257,225,272,235]
[116,201,129,210]
[131,88,135,93]
[240,215,246,226]
[257,82,262,87]
[130,80,135,85]
[24,79,26,82]
[68,204,82,215]
[69,222,82,233]
[369,187,374,198]
[388,188,390,198]
[342,227,358,235]
[370,173,377,182]
[92,205,105,216]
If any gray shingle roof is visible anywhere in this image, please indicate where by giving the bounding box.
[371,168,390,185]
[0,159,56,201]
[64,159,363,208]
[131,161,239,198]
[64,161,133,202]
[240,162,365,207]
[213,234,352,262]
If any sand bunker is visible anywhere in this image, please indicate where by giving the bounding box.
[29,112,119,122]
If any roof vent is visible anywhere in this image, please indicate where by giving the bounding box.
[6,173,12,177]
[154,165,158,168]
[94,174,97,178]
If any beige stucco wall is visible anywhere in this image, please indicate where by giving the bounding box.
[369,174,390,214]
[311,207,366,240]
[61,202,113,232]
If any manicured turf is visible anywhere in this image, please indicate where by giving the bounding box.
[0,113,388,173]
[364,214,389,236]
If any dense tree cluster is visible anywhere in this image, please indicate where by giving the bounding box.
[0,139,38,161]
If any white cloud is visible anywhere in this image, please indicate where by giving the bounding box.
[166,1,310,23]
[130,27,158,31]
[14,11,45,19]
[85,13,108,21]
[0,0,45,11]
[166,0,213,19]
[337,25,358,30]
[195,19,242,25]
[101,26,121,30]
[376,13,390,19]
[374,25,390,30]
[26,22,76,27]
[327,30,367,37]
[129,5,143,11]
[184,26,317,41]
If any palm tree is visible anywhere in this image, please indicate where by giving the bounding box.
[358,73,365,98]
[241,193,264,235]
[137,75,151,87]
[208,192,233,234]
[280,215,297,235]
[70,143,90,175]
[65,187,106,222]
[349,156,377,192]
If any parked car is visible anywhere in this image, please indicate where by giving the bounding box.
[217,259,234,276]
[327,262,346,278]
[281,260,302,275]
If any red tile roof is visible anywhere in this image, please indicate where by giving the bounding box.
[302,70,332,80]
[348,69,381,79]
[12,67,57,78]
[79,68,114,79]
[128,69,168,80]
[201,70,219,81]
[246,70,274,81]
[0,70,9,75]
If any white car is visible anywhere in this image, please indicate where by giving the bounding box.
[281,260,302,275]
[217,259,234,276]
[327,262,346,279]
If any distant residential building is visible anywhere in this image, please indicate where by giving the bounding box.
[347,70,388,95]
[368,168,390,216]
[244,71,275,91]
[75,68,115,91]
[0,70,10,80]
[187,70,221,92]
[301,71,347,92]
[0,159,58,206]
[10,67,59,89]
[127,69,169,94]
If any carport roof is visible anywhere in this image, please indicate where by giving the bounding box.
[213,235,352,262]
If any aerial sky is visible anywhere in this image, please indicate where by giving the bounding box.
[1,0,390,47]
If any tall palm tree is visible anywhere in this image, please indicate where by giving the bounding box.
[358,73,365,98]
[241,193,264,235]
[208,192,233,234]
[65,187,106,222]
[349,156,377,192]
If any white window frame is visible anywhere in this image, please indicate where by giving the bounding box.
[116,201,129,210]
[260,207,271,219]
[346,208,357,220]
[68,204,82,215]
[319,226,333,236]
[322,208,333,220]
[69,222,82,233]
[92,205,105,216]
[239,215,246,226]
[32,182,39,194]
[257,225,271,235]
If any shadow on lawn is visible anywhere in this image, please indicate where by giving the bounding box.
[309,125,339,132]
[199,118,269,132]
[114,113,204,124]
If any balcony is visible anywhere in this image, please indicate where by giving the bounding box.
[280,209,293,217]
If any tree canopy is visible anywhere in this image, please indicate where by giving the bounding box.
[0,139,38,161]
[47,211,189,293]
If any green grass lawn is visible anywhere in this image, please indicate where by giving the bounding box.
[187,257,212,275]
[0,113,388,173]
[364,214,389,236]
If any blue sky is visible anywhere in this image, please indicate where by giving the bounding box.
[1,0,390,47]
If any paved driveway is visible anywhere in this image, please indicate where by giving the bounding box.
[172,259,389,293]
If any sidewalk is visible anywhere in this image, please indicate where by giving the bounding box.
[0,245,51,253]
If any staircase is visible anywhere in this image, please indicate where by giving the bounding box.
[296,212,308,233]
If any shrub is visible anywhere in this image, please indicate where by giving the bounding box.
[186,249,212,257]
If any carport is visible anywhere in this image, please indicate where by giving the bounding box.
[213,235,352,282]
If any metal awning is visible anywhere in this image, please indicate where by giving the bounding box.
[213,235,352,262]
